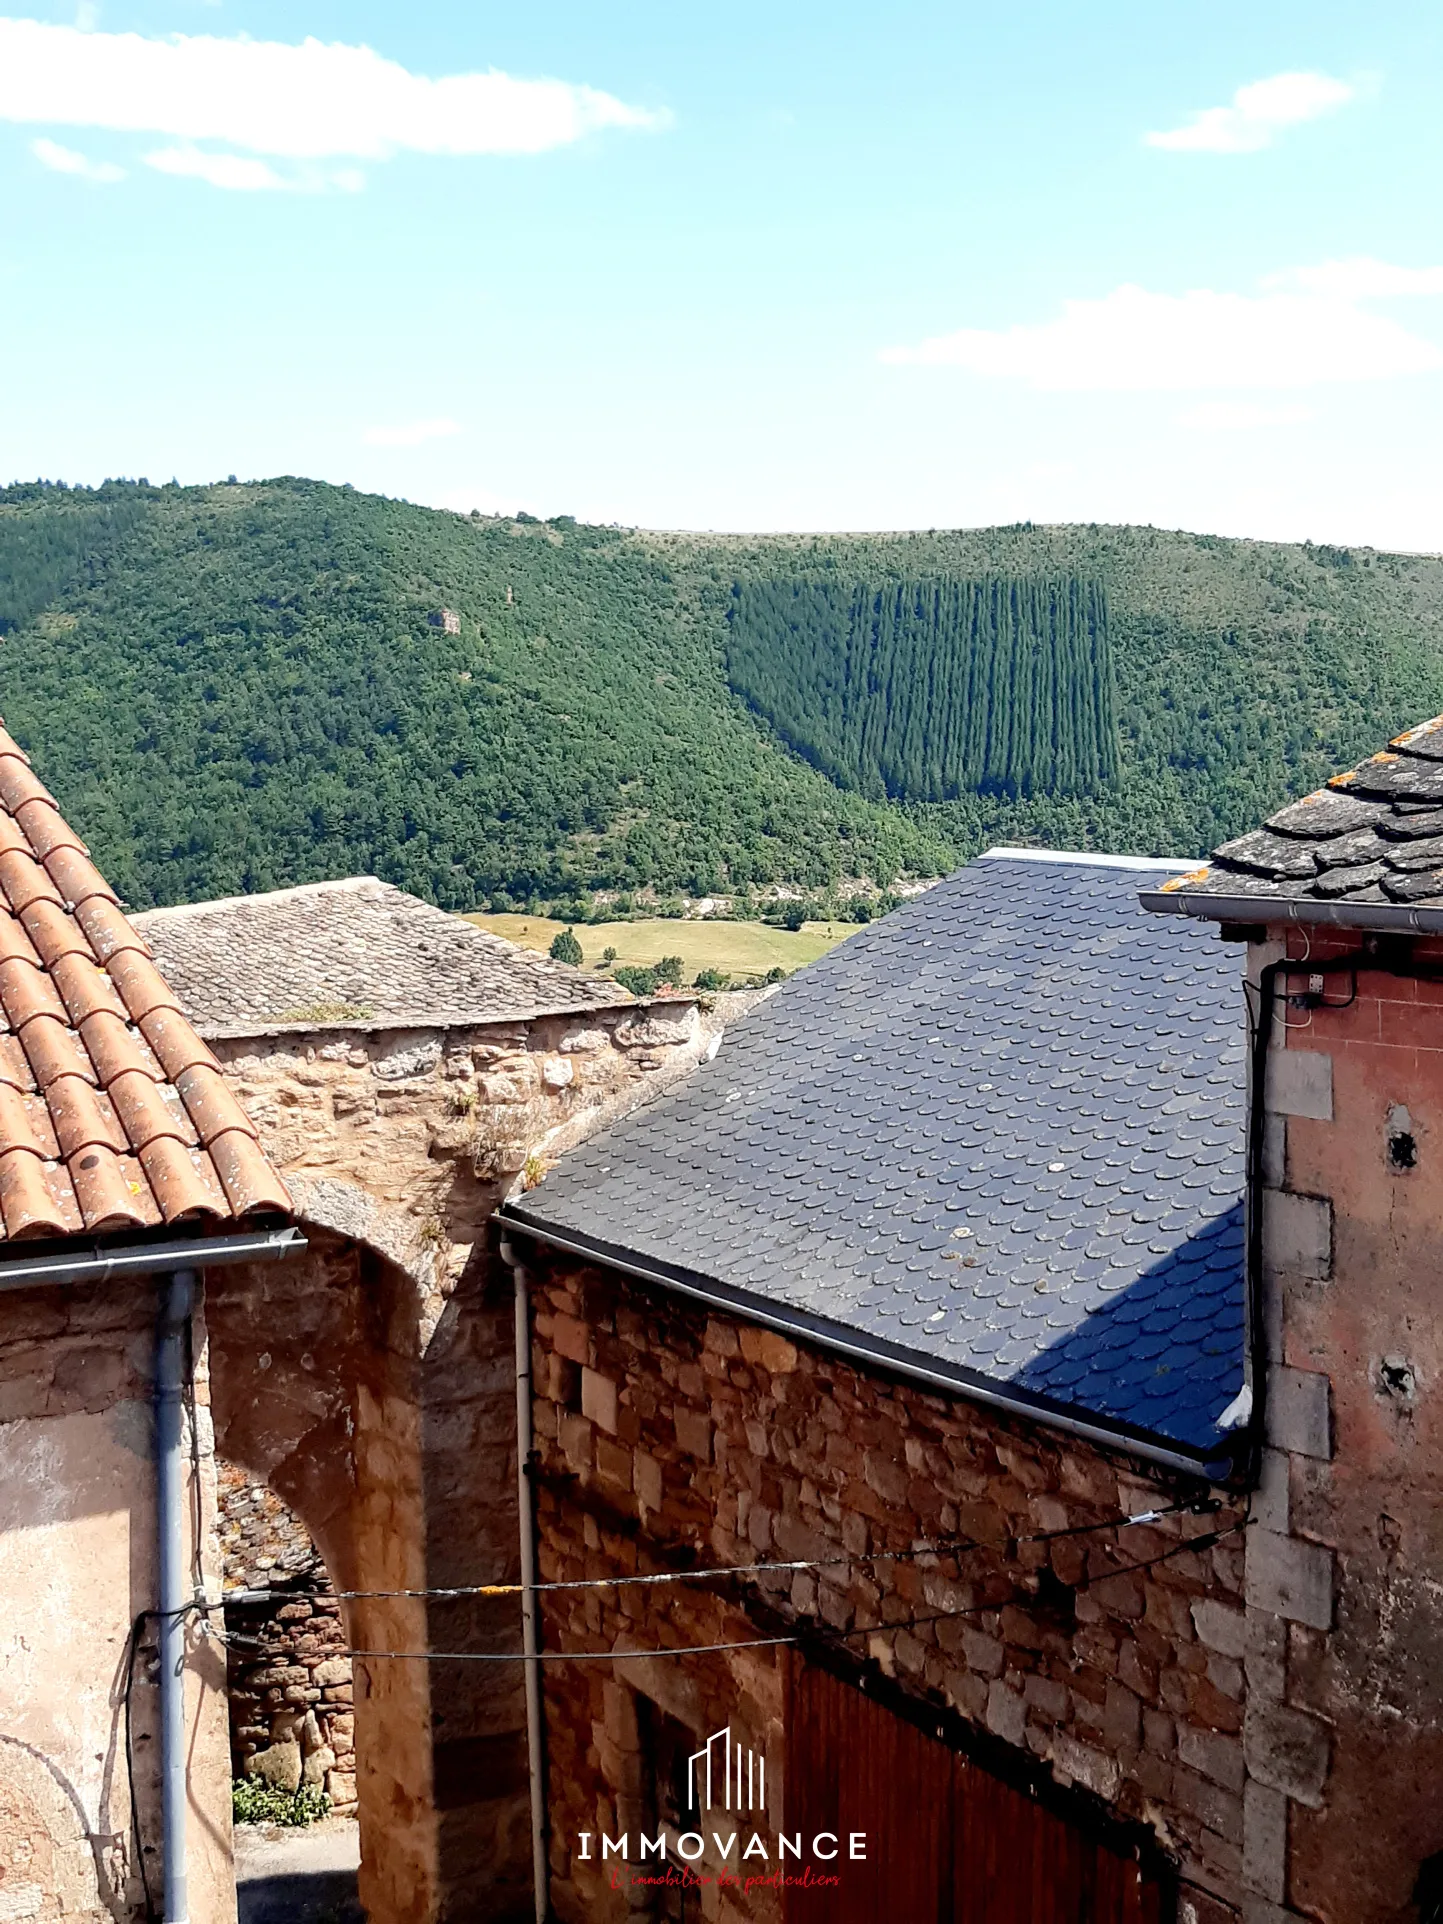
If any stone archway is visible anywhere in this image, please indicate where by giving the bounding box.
[203,1209,530,1924]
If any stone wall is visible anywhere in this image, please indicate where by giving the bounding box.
[1248,929,1443,1922]
[515,1244,1256,1924]
[0,1272,233,1924]
[210,995,735,1315]
[216,1463,357,1815]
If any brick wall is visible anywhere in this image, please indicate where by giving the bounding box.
[217,1463,357,1815]
[518,1247,1255,1924]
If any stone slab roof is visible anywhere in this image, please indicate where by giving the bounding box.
[0,720,290,1241]
[505,850,1246,1465]
[1144,715,1443,932]
[133,877,635,1038]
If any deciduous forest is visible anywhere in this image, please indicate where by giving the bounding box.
[2,476,1443,911]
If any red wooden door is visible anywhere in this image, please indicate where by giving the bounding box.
[786,1659,1167,1924]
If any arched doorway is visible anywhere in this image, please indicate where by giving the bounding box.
[203,1219,532,1924]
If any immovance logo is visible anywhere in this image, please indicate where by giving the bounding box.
[576,1723,867,1884]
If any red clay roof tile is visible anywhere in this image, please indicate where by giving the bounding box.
[0,1148,70,1238]
[175,1063,258,1145]
[22,900,94,969]
[108,1068,197,1152]
[136,1007,221,1080]
[21,1015,99,1089]
[13,798,86,859]
[139,1137,226,1221]
[106,948,183,1024]
[74,896,152,964]
[0,913,43,971]
[69,1142,153,1233]
[0,722,290,1245]
[209,1129,292,1217]
[46,1075,129,1158]
[44,845,119,913]
[78,1011,166,1087]
[0,758,57,815]
[0,958,70,1032]
[0,1035,36,1094]
[50,951,130,1026]
[0,1083,47,1160]
[0,849,64,916]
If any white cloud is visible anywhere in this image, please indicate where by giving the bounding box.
[1177,401,1315,431]
[31,133,122,180]
[1147,70,1354,154]
[0,18,666,192]
[144,143,286,191]
[363,417,462,448]
[882,274,1443,391]
[142,144,363,192]
[1269,256,1443,299]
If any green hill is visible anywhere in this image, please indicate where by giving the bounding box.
[1,476,1442,911]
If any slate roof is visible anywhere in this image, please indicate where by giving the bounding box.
[1144,715,1443,931]
[0,721,290,1241]
[133,877,634,1038]
[505,850,1247,1465]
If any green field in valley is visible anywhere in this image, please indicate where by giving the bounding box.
[464,914,854,983]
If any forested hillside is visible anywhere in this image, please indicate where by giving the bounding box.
[2,476,1443,911]
[727,573,1115,802]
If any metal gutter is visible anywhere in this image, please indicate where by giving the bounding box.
[0,1223,305,1293]
[509,1244,549,1924]
[499,1213,1236,1486]
[156,1269,196,1924]
[1141,886,1443,938]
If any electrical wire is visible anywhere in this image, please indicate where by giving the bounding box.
[210,1516,1247,1669]
[122,1611,158,1924]
[217,1498,1219,1608]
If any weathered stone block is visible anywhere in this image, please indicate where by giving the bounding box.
[673,1408,711,1461]
[244,1740,302,1791]
[1261,1191,1331,1281]
[1192,1599,1247,1659]
[1051,1733,1121,1803]
[1265,1370,1331,1461]
[1245,1532,1333,1630]
[1177,1724,1244,1794]
[1252,1450,1289,1536]
[302,1744,335,1786]
[1243,1702,1330,1809]
[984,1679,1025,1746]
[580,1368,618,1435]
[313,1655,350,1687]
[738,1326,798,1374]
[1242,1780,1287,1902]
[1265,1049,1332,1122]
[633,1451,663,1513]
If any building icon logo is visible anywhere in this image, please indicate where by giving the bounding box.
[686,1727,766,1815]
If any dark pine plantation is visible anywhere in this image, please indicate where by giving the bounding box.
[726,574,1117,803]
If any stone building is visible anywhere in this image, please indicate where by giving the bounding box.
[501,814,1443,1924]
[0,849,735,1924]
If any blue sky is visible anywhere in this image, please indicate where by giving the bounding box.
[4,0,1443,543]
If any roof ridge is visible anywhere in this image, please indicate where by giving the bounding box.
[134,875,391,923]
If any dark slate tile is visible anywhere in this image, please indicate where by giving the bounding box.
[507,853,1246,1459]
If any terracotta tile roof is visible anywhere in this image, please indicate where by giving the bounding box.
[1142,715,1443,928]
[0,722,290,1241]
[132,877,636,1038]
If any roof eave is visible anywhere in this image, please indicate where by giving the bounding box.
[499,1207,1241,1486]
[190,994,663,1041]
[1141,886,1443,936]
